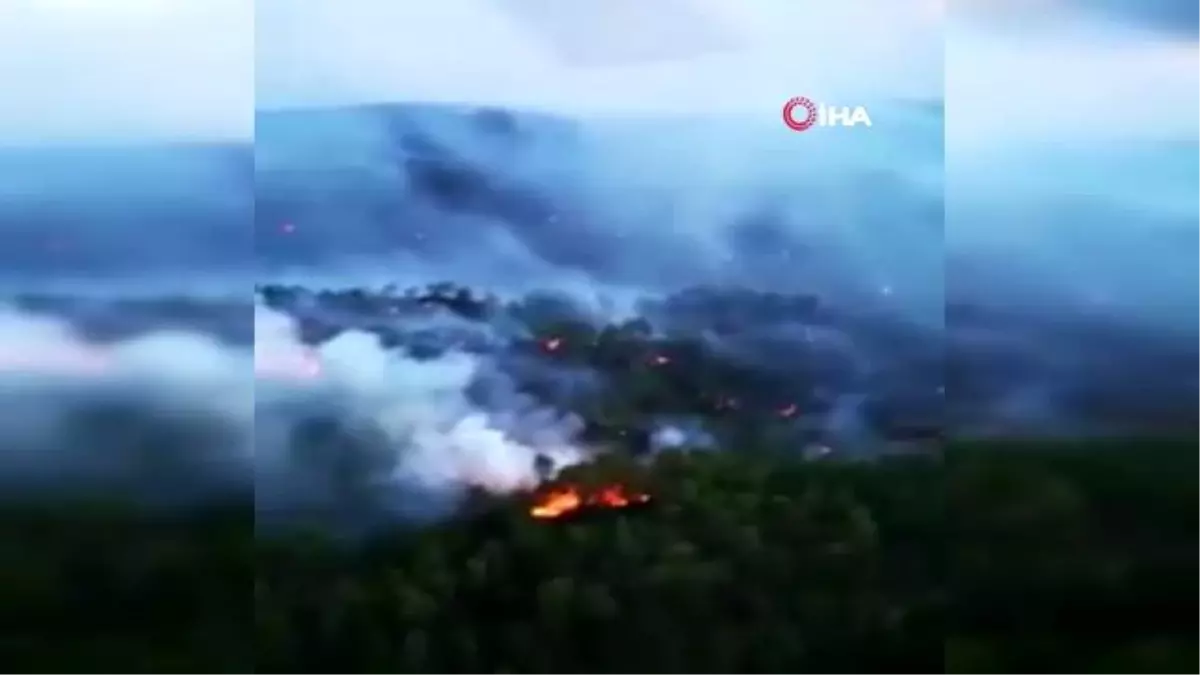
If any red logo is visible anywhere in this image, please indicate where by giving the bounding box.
[782,96,818,132]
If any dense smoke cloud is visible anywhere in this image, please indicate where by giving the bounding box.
[1,0,1193,527]
[255,102,943,322]
[0,300,591,519]
[253,303,587,520]
[255,0,943,322]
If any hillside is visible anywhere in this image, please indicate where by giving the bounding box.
[1,438,1194,672]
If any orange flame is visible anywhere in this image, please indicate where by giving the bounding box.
[529,483,650,519]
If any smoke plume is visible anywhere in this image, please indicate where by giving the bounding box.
[0,300,589,521]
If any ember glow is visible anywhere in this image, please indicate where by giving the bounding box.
[529,483,651,519]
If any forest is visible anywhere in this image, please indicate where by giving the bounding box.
[0,284,1195,672]
[2,439,1194,672]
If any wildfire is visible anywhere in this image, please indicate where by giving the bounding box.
[529,483,651,520]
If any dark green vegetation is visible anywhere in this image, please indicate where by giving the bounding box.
[1,438,1194,673]
[0,501,252,672]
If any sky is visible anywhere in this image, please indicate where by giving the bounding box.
[255,0,943,115]
[0,0,942,142]
[0,0,251,144]
[948,0,1199,150]
[946,0,1198,338]
[0,0,1193,141]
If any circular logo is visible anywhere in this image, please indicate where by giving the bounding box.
[782,96,817,132]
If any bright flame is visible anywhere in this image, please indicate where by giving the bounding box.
[529,483,651,519]
[530,487,583,518]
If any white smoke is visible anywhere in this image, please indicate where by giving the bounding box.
[253,303,588,504]
[0,305,254,418]
[0,305,254,499]
[0,302,589,514]
[650,420,715,452]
